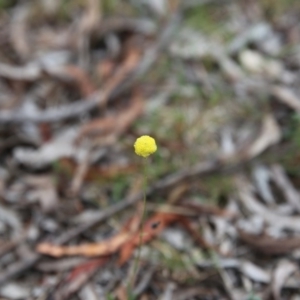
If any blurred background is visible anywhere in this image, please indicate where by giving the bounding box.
[0,0,300,299]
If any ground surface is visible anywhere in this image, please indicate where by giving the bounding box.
[1,0,300,299]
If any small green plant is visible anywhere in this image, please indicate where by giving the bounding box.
[127,135,157,294]
[246,292,262,300]
[112,175,129,202]
[106,293,115,300]
[0,0,17,10]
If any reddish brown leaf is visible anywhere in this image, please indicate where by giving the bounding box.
[93,48,141,109]
[63,65,96,97]
[97,59,115,80]
[37,231,131,257]
[67,257,108,282]
[37,215,141,258]
[39,123,52,142]
[55,258,108,300]
[118,212,181,265]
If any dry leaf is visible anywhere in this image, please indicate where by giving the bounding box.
[119,212,180,265]
[10,4,31,59]
[246,114,281,159]
[25,175,58,213]
[0,62,40,80]
[0,282,30,300]
[0,204,22,238]
[271,164,300,212]
[272,86,300,113]
[54,258,108,300]
[97,59,115,79]
[272,260,297,300]
[252,165,275,204]
[77,92,143,141]
[57,158,136,180]
[182,202,232,217]
[14,128,78,169]
[62,65,96,97]
[78,0,101,34]
[66,258,107,282]
[237,229,300,255]
[116,285,128,300]
[237,178,300,232]
[37,232,131,257]
[239,261,270,283]
[37,215,141,257]
[179,218,213,250]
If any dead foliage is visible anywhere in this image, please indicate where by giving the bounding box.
[1,0,300,299]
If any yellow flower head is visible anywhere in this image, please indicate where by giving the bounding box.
[134,135,157,158]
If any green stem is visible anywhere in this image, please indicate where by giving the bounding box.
[129,158,148,296]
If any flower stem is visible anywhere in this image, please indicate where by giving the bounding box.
[128,158,148,295]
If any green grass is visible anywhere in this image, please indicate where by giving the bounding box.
[286,114,300,147]
[102,0,119,14]
[184,3,232,41]
[0,0,18,10]
[111,174,130,202]
[198,175,234,205]
[261,0,300,19]
[246,293,262,300]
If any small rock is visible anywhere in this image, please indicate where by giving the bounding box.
[239,49,283,78]
[239,50,265,73]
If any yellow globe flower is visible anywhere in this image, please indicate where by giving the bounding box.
[134,135,157,158]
